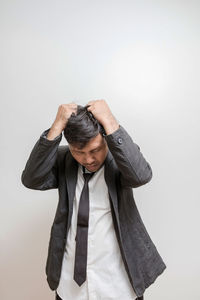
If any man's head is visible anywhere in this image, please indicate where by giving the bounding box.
[64,105,108,172]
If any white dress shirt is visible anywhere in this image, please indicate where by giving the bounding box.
[56,163,137,300]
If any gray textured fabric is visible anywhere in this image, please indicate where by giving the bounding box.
[21,125,166,298]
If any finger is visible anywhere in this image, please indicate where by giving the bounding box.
[72,106,78,115]
[87,100,95,106]
[69,103,77,108]
[87,105,95,113]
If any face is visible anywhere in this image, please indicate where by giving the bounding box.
[69,133,108,172]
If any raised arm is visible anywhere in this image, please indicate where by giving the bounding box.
[87,100,152,188]
[21,103,77,190]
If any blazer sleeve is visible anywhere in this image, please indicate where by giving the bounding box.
[105,125,153,188]
[21,128,62,190]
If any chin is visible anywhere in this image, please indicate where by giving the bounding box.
[87,166,97,172]
[85,164,99,172]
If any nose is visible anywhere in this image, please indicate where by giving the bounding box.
[84,154,95,165]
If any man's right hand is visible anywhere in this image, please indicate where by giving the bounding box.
[47,103,77,140]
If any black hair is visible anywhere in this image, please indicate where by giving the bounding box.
[63,105,105,148]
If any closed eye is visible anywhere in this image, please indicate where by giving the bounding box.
[91,147,101,153]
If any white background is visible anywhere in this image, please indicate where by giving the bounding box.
[1,0,200,299]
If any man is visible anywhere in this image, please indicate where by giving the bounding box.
[21,100,166,300]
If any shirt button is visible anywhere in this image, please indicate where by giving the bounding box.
[118,137,122,144]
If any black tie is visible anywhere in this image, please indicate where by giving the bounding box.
[73,169,94,286]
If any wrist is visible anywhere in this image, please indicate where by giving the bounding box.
[47,122,64,141]
[102,115,119,135]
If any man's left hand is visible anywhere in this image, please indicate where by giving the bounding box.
[87,99,119,135]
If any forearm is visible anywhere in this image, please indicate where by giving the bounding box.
[102,115,120,135]
[105,126,152,188]
[47,121,64,140]
[21,128,62,190]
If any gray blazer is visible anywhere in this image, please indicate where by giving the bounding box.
[21,125,166,298]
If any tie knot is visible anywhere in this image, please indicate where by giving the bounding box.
[83,172,94,182]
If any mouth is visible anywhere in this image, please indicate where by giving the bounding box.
[85,163,98,170]
[86,164,96,168]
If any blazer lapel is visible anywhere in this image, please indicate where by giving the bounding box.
[65,151,78,229]
[104,151,120,231]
